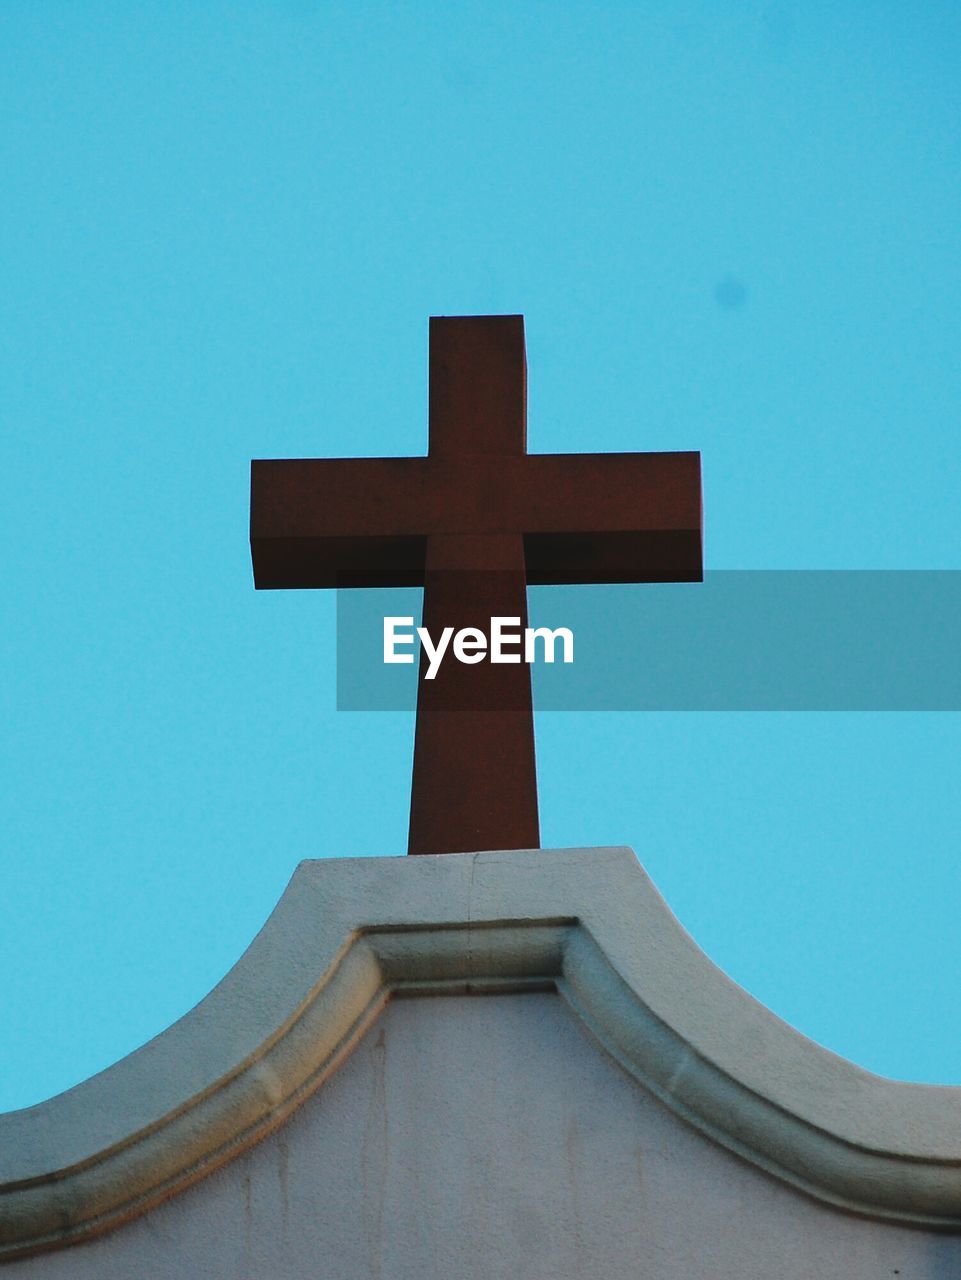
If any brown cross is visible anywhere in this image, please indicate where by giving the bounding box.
[250,315,702,856]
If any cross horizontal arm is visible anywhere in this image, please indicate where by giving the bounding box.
[250,451,701,587]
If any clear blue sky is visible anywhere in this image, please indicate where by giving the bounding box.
[1,2,959,1110]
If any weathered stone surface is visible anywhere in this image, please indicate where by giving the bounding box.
[6,993,960,1279]
[3,847,961,1269]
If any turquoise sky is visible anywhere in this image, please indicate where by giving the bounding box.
[1,2,959,1109]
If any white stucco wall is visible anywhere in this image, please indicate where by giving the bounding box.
[7,991,959,1280]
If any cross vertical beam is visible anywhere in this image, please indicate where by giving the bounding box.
[410,318,537,853]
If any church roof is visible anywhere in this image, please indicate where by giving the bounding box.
[2,845,960,1261]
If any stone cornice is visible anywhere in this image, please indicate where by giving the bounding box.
[2,847,961,1260]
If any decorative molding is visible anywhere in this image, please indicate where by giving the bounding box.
[3,847,961,1260]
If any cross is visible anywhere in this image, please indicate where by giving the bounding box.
[250,315,702,856]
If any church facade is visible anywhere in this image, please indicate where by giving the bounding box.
[2,847,959,1278]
